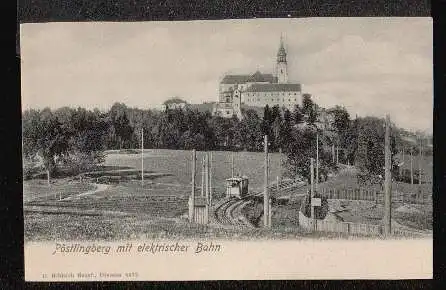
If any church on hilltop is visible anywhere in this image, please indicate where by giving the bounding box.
[212,37,303,119]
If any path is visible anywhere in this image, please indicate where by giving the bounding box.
[60,183,110,201]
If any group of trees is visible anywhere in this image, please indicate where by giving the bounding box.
[23,97,428,184]
[23,107,109,179]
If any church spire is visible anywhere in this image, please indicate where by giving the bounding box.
[277,35,287,63]
[276,35,288,83]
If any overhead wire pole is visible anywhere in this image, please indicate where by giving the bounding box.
[264,135,270,228]
[383,114,392,236]
[141,128,144,187]
[205,152,210,222]
[400,146,404,176]
[278,147,282,185]
[201,155,205,197]
[231,151,235,177]
[310,158,315,230]
[190,149,196,223]
[209,152,213,206]
[410,148,414,185]
[316,133,319,192]
[419,137,422,186]
[336,146,339,165]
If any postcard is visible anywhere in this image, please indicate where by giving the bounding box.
[21,17,433,281]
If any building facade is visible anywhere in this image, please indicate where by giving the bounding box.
[213,38,303,119]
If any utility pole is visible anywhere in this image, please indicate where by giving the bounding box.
[336,146,339,165]
[419,137,422,185]
[264,135,270,228]
[310,158,315,230]
[316,133,319,191]
[201,155,205,197]
[205,153,210,224]
[209,152,213,206]
[190,149,196,223]
[410,148,414,185]
[278,147,282,184]
[332,144,335,163]
[141,128,144,187]
[231,151,234,178]
[383,114,392,236]
[205,153,209,203]
[268,198,272,227]
[399,147,404,176]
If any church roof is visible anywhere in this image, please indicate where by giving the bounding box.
[245,83,301,92]
[221,71,277,84]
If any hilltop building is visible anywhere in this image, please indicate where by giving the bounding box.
[213,37,303,119]
[161,98,188,110]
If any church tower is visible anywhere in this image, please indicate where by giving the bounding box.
[276,36,288,84]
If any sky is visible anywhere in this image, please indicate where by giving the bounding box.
[20,18,432,132]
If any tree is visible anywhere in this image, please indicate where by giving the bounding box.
[292,104,304,125]
[330,105,350,134]
[280,109,293,152]
[236,109,263,151]
[307,105,318,125]
[22,108,69,182]
[284,125,334,183]
[109,103,133,149]
[285,128,315,182]
[354,117,399,183]
[261,105,271,137]
[302,94,314,115]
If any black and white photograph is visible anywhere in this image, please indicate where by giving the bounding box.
[20,17,433,280]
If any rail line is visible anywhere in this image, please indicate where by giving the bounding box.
[212,179,304,228]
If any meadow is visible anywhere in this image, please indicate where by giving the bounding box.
[24,149,284,241]
[23,149,433,241]
[104,149,283,195]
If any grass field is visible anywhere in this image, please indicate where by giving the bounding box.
[23,149,433,241]
[24,149,284,241]
[104,149,283,194]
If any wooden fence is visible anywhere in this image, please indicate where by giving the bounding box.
[320,187,377,202]
[298,211,382,236]
[298,211,427,238]
[319,187,431,205]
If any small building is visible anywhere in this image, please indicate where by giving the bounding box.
[161,98,188,111]
[188,196,209,224]
[225,176,249,198]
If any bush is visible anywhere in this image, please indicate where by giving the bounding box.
[299,191,329,219]
[23,164,44,180]
[56,151,105,177]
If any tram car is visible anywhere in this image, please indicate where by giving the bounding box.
[225,176,249,199]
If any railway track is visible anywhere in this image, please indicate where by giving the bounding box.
[212,179,304,228]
